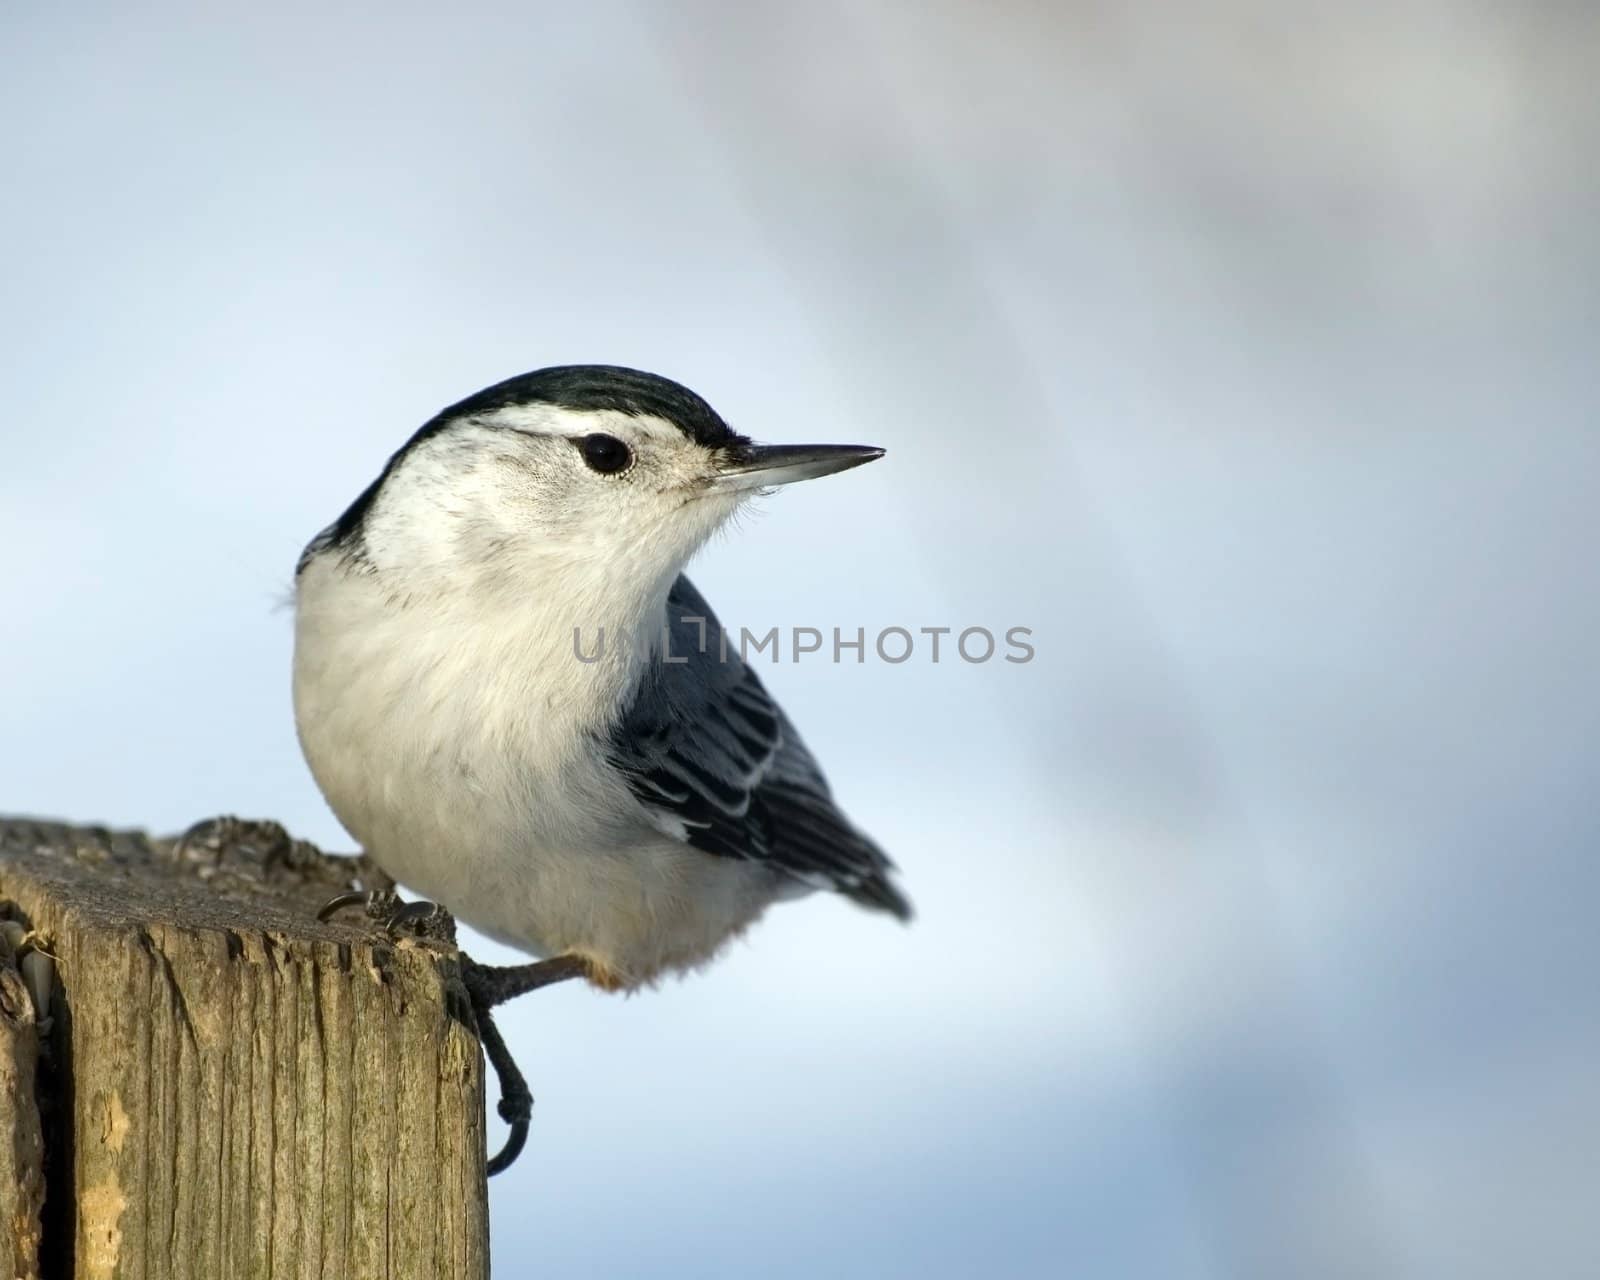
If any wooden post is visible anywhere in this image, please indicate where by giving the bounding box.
[0,817,489,1280]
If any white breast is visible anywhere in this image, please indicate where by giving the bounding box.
[292,554,777,988]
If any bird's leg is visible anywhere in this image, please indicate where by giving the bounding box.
[458,953,590,1009]
[316,887,458,943]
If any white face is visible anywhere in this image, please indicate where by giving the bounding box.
[357,402,747,606]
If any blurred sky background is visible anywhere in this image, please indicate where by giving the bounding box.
[3,3,1597,1277]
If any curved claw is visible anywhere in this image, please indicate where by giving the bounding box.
[316,890,372,923]
[487,1105,530,1177]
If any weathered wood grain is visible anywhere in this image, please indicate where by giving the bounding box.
[0,818,489,1280]
[0,922,46,1280]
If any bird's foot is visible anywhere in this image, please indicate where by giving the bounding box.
[457,953,590,1175]
[317,897,587,1174]
[317,887,458,944]
[472,1003,534,1175]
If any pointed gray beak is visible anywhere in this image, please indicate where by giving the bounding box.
[711,443,885,493]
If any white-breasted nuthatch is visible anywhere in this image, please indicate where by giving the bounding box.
[294,367,910,1155]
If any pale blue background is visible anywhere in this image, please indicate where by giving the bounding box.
[3,5,1596,1277]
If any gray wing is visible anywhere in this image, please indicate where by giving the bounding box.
[603,576,910,919]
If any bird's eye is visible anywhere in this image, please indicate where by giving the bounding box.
[577,433,633,475]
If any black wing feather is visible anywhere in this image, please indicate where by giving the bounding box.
[603,576,910,919]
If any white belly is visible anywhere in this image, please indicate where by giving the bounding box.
[291,557,776,989]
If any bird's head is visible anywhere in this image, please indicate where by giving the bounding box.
[302,365,883,610]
